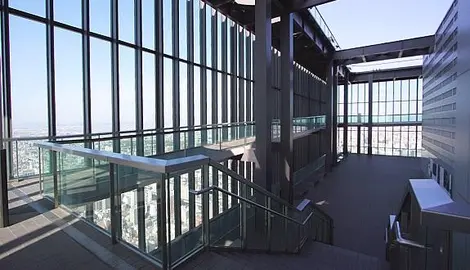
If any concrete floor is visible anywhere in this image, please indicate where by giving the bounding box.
[307,154,426,260]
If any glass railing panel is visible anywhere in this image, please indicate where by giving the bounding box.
[57,151,110,228]
[39,148,54,199]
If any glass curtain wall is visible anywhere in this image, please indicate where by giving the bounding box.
[337,78,423,157]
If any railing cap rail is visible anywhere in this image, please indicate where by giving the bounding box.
[35,142,209,174]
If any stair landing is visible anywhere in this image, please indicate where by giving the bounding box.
[178,242,389,270]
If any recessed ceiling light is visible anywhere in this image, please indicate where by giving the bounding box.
[234,0,255,6]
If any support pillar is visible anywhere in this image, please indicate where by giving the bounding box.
[368,75,373,155]
[343,72,349,155]
[331,65,338,165]
[325,61,333,172]
[254,0,272,191]
[280,13,293,203]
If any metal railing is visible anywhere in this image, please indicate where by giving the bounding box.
[6,116,326,181]
[36,136,333,269]
[309,7,341,49]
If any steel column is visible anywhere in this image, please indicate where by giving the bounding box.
[157,174,168,269]
[187,0,196,229]
[1,0,12,180]
[238,27,245,138]
[155,0,164,154]
[172,0,181,237]
[200,3,207,144]
[111,0,120,152]
[343,72,349,155]
[325,61,333,172]
[82,0,92,156]
[280,13,293,203]
[0,149,9,227]
[254,0,273,190]
[332,64,338,164]
[135,0,144,153]
[46,0,56,140]
[368,75,373,155]
[212,10,218,143]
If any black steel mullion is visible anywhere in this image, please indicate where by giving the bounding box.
[211,10,217,140]
[187,0,195,230]
[172,0,181,238]
[111,0,120,152]
[245,33,251,122]
[46,0,56,141]
[82,0,92,141]
[135,0,143,140]
[221,17,227,141]
[230,23,237,140]
[0,0,13,180]
[220,17,228,210]
[155,0,164,154]
[200,2,207,144]
[133,0,145,251]
[238,28,244,136]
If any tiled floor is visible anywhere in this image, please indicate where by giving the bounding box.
[0,178,157,270]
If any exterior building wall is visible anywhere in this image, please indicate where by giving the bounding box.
[423,0,470,268]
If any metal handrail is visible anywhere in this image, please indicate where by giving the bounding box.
[394,221,427,249]
[190,185,314,226]
[209,160,333,224]
[4,121,256,142]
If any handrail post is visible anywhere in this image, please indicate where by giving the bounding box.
[266,197,272,251]
[157,173,168,269]
[240,180,247,250]
[0,149,9,227]
[202,165,210,247]
[109,163,119,244]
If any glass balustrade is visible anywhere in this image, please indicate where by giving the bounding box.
[37,139,333,269]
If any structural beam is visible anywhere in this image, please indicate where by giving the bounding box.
[254,0,273,190]
[280,12,294,203]
[349,66,422,83]
[284,0,336,12]
[334,35,434,65]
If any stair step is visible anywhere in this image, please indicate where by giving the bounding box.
[178,241,389,270]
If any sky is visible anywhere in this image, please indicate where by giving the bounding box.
[5,0,452,133]
[316,0,454,71]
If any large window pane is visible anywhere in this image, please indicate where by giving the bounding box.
[90,38,112,133]
[179,0,187,60]
[193,0,200,64]
[180,62,188,126]
[163,58,173,128]
[10,0,45,17]
[10,16,48,136]
[54,0,81,28]
[142,0,155,49]
[90,0,110,36]
[163,0,173,55]
[194,66,201,126]
[143,52,156,129]
[119,0,134,44]
[55,27,83,135]
[206,6,212,68]
[119,45,136,131]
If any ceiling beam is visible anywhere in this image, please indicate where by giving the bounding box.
[348,65,422,83]
[284,0,336,12]
[334,35,435,65]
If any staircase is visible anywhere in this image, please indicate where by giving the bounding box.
[173,160,390,270]
[179,242,389,270]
